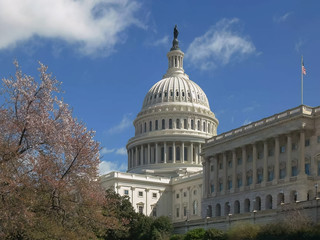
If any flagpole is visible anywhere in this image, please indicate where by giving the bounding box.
[301,55,303,105]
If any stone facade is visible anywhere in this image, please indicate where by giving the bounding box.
[202,105,320,219]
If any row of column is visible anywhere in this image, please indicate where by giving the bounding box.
[204,131,307,196]
[128,142,202,169]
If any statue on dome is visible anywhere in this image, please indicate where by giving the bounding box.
[174,25,179,39]
[171,25,180,51]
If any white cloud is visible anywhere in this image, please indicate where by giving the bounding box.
[115,147,127,155]
[99,160,127,175]
[108,114,132,134]
[149,35,169,47]
[0,0,143,55]
[295,39,305,53]
[100,147,115,155]
[186,18,256,70]
[273,12,293,23]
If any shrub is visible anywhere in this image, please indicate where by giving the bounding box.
[170,234,185,240]
[204,228,226,240]
[184,228,206,240]
[227,223,260,240]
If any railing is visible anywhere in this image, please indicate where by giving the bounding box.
[207,105,316,144]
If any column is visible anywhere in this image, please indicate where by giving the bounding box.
[252,143,257,188]
[274,137,280,182]
[195,145,199,164]
[263,141,268,184]
[164,142,167,163]
[173,142,176,163]
[190,143,194,163]
[199,143,202,164]
[213,157,218,196]
[299,130,306,176]
[127,150,130,169]
[242,146,247,189]
[182,142,185,163]
[147,144,150,164]
[135,146,138,166]
[286,134,292,179]
[145,189,149,215]
[155,143,158,164]
[232,150,236,192]
[205,159,210,197]
[141,145,144,165]
[223,152,227,192]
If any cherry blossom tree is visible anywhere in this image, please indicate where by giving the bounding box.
[0,62,107,239]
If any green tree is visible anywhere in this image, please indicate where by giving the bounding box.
[204,228,226,240]
[227,223,260,240]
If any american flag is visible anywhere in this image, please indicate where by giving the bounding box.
[302,57,306,75]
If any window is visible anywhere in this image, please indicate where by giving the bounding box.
[176,193,179,199]
[183,206,187,217]
[268,149,274,156]
[169,119,173,129]
[280,168,286,179]
[197,120,200,131]
[155,120,158,130]
[162,119,165,129]
[138,191,143,197]
[268,171,274,181]
[305,163,310,175]
[237,178,242,188]
[228,180,232,189]
[211,184,214,193]
[191,120,194,130]
[257,173,263,183]
[258,152,263,159]
[219,183,223,192]
[292,166,298,176]
[176,207,180,218]
[210,165,214,171]
[169,147,173,161]
[228,160,232,168]
[170,91,173,97]
[176,147,180,161]
[219,161,223,169]
[152,207,157,217]
[280,146,286,153]
[203,122,206,132]
[192,201,198,215]
[305,139,310,147]
[152,193,157,198]
[176,119,180,129]
[154,94,157,99]
[184,147,188,161]
[149,121,152,131]
[124,190,129,195]
[164,92,167,97]
[193,190,197,195]
[237,157,242,165]
[159,93,162,97]
[247,176,252,186]
[144,122,146,132]
[292,143,297,150]
[138,205,143,214]
[182,91,185,97]
[183,192,187,197]
[160,147,164,162]
[176,91,179,97]
[184,119,187,129]
[247,154,252,162]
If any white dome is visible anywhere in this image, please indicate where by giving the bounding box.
[142,75,210,111]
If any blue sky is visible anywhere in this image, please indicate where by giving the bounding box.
[1,0,319,175]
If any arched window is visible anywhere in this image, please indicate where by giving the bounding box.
[184,119,187,129]
[149,121,152,131]
[208,123,211,133]
[197,120,200,131]
[191,120,194,130]
[277,193,284,206]
[203,122,206,132]
[155,120,158,130]
[234,200,240,214]
[193,201,198,215]
[162,119,165,129]
[169,119,173,129]
[266,195,273,209]
[176,119,180,129]
[215,204,221,217]
[207,205,212,217]
[224,202,230,216]
[144,122,147,132]
[244,199,250,212]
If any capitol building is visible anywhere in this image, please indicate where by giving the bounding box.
[101,27,320,230]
